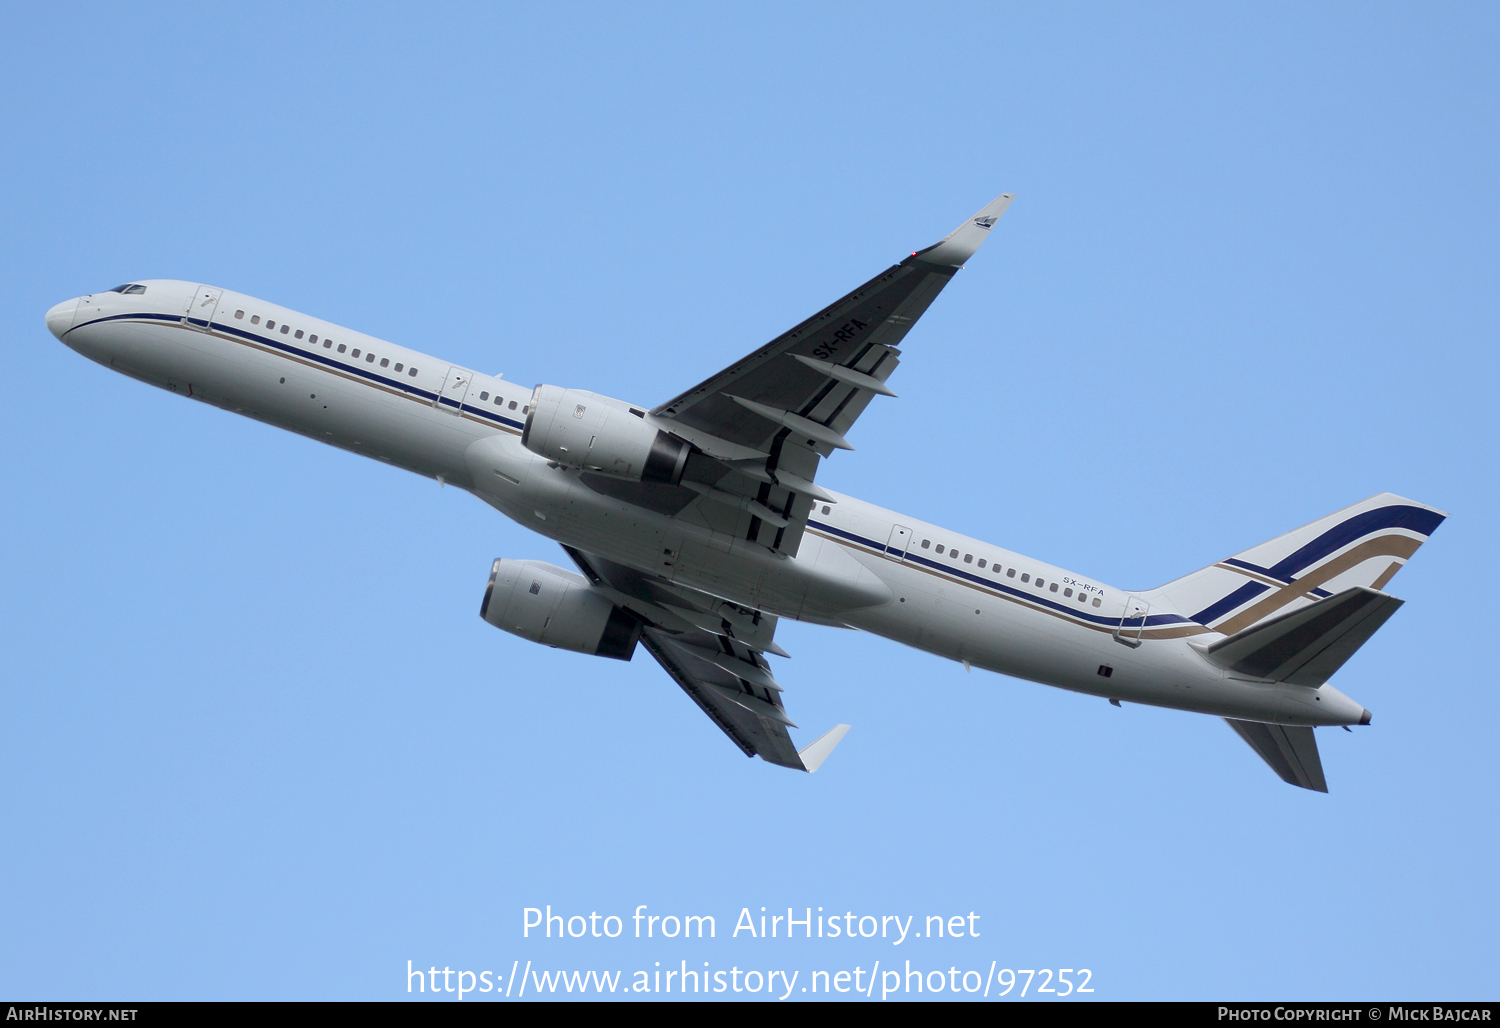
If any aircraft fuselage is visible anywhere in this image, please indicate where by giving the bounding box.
[46,279,1371,730]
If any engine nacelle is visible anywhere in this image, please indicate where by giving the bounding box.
[522,384,692,484]
[479,559,640,661]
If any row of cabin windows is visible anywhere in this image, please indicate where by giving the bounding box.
[918,537,1103,608]
[477,389,521,412]
[233,310,419,378]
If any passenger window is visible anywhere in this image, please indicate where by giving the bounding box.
[821,505,831,515]
[1064,588,1073,597]
[409,368,419,377]
[337,344,346,353]
[1037,579,1045,588]
[251,315,260,325]
[935,545,944,555]
[964,554,973,564]
[310,334,318,343]
[366,353,375,363]
[324,340,332,349]
[280,325,289,335]
[235,310,244,319]
[1078,593,1087,603]
[977,559,986,568]
[294,330,304,340]
[1092,598,1102,607]
[380,358,389,367]
[1020,573,1030,583]
[351,348,361,358]
[921,540,930,549]
[394,363,403,371]
[266,320,275,330]
[509,400,518,410]
[495,396,504,405]
[480,391,489,401]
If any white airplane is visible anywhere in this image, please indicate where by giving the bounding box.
[45,195,1445,790]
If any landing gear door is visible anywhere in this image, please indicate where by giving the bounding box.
[885,524,912,562]
[436,366,474,414]
[1113,596,1150,648]
[184,285,222,328]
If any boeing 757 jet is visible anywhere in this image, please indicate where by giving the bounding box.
[45,195,1445,790]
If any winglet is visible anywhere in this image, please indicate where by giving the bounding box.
[912,193,1015,267]
[798,724,851,772]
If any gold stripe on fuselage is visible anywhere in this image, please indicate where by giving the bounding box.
[807,527,1210,639]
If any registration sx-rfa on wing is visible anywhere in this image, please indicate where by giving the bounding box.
[45,194,1446,791]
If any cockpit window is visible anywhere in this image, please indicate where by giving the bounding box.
[108,284,147,295]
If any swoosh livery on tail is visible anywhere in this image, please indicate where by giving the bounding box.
[1147,493,1445,636]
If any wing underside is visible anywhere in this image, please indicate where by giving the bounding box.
[637,627,805,768]
[613,194,1014,561]
[563,545,844,771]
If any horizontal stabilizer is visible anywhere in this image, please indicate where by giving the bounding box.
[1199,586,1403,686]
[1225,719,1328,792]
[798,724,851,773]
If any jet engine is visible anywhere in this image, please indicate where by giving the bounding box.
[479,558,640,661]
[522,385,692,485]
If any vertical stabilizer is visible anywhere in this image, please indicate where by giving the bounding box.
[1148,493,1445,636]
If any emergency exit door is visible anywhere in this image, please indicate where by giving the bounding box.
[885,524,912,562]
[436,365,474,413]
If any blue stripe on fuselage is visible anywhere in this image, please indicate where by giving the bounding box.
[71,311,526,432]
[807,519,1188,630]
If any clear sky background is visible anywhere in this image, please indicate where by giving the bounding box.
[2,1,1496,1002]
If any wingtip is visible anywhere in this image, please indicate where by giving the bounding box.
[798,723,851,773]
[912,193,1016,267]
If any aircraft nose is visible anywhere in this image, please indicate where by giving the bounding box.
[45,298,79,340]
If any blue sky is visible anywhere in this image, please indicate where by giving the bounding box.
[2,1,1496,1001]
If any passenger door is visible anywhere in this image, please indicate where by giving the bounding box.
[184,285,222,328]
[436,365,474,414]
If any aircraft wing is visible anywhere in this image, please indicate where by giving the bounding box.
[635,194,1013,557]
[563,545,848,771]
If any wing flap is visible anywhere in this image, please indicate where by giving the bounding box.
[635,194,1013,561]
[652,193,1012,456]
[640,627,805,768]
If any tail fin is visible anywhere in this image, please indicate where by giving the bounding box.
[1148,493,1445,636]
